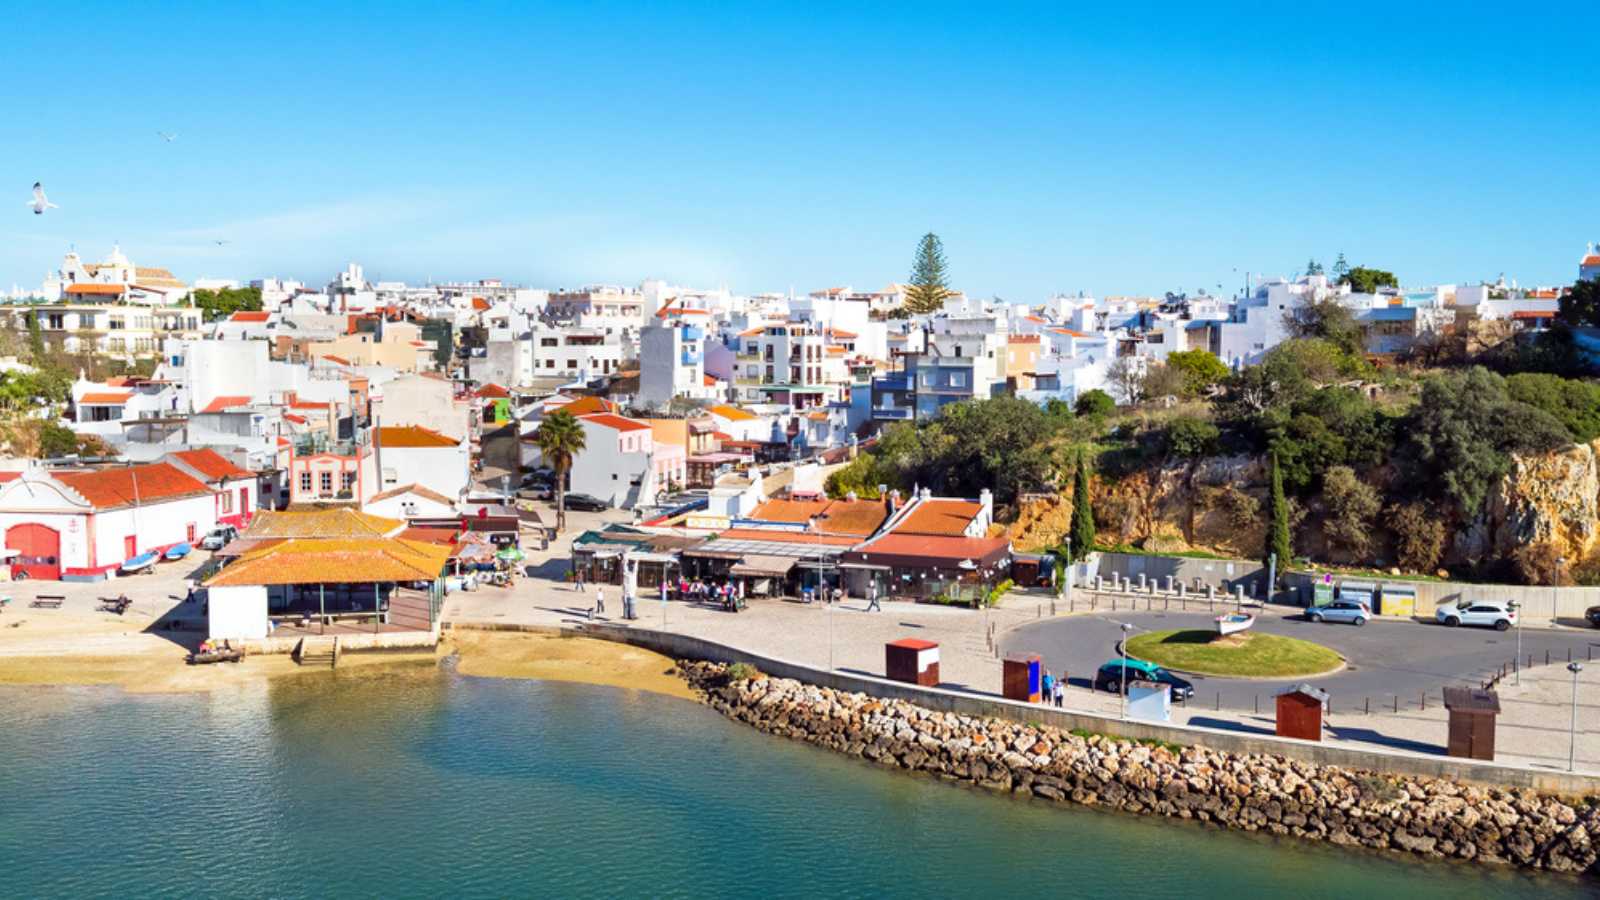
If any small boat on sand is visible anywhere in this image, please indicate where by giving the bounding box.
[119,551,159,575]
[1214,612,1256,637]
[163,543,192,561]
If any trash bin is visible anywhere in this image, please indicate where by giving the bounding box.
[1337,580,1376,611]
[1003,654,1042,702]
[1310,580,1335,610]
[1379,583,1416,617]
[886,639,940,686]
[1443,687,1500,761]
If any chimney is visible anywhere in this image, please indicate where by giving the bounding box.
[978,488,993,524]
[920,487,932,501]
[845,490,857,502]
[887,488,901,513]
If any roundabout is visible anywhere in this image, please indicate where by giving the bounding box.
[1122,628,1344,679]
[1003,608,1600,710]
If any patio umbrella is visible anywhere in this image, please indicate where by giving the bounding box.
[496,548,526,562]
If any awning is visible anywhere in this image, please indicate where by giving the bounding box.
[626,551,680,564]
[730,555,796,577]
[683,549,744,560]
[837,561,890,571]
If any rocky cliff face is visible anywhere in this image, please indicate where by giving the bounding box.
[681,662,1600,874]
[1460,441,1600,567]
[1009,442,1600,575]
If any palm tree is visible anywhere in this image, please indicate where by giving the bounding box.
[534,410,587,534]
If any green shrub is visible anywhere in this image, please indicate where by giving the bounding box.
[725,662,758,682]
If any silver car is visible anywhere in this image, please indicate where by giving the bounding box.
[1435,600,1516,631]
[1307,600,1369,626]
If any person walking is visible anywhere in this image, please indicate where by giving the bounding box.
[1052,676,1064,708]
[593,585,605,617]
[575,567,585,593]
[1041,669,1055,705]
[866,581,881,613]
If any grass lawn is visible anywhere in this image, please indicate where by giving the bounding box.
[1124,629,1343,678]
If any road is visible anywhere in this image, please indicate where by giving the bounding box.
[1001,608,1600,712]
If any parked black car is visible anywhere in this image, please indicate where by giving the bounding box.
[562,493,609,512]
[1587,605,1600,628]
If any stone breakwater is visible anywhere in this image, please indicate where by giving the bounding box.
[679,662,1600,875]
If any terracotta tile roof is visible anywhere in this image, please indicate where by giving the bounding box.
[284,413,308,424]
[245,508,405,539]
[738,327,765,337]
[170,449,252,481]
[1049,328,1089,338]
[64,283,125,295]
[895,498,983,536]
[56,463,213,509]
[0,472,20,483]
[749,498,829,524]
[748,498,888,537]
[397,526,461,544]
[471,297,491,311]
[708,404,757,422]
[826,328,858,339]
[1008,334,1041,344]
[846,533,1010,565]
[204,537,452,586]
[290,399,331,410]
[713,527,860,547]
[1583,255,1600,266]
[376,425,459,448]
[229,311,271,322]
[199,395,253,413]
[135,266,178,280]
[320,354,352,366]
[703,374,719,386]
[79,391,132,404]
[368,483,456,505]
[475,383,511,398]
[582,413,651,433]
[556,396,618,416]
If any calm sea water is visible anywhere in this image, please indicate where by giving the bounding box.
[0,667,1588,899]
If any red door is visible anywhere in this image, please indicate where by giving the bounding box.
[6,524,61,580]
[239,486,250,517]
[124,535,137,560]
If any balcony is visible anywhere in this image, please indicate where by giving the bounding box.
[873,374,911,392]
[872,407,913,421]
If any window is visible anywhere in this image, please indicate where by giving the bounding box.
[342,471,356,491]
[300,472,312,493]
[108,318,124,330]
[545,359,554,368]
[764,346,774,362]
[220,491,234,514]
[320,472,333,494]
[540,338,558,347]
[47,314,63,329]
[951,371,966,387]
[566,359,577,369]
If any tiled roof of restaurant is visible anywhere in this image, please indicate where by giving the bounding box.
[894,499,983,536]
[229,311,271,322]
[57,463,212,509]
[846,533,1010,565]
[244,508,405,539]
[170,449,252,481]
[205,537,452,586]
[376,425,459,448]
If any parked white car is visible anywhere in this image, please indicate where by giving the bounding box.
[1307,600,1369,626]
[1435,599,1516,631]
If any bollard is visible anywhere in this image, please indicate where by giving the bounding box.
[1394,695,1399,713]
[1215,692,1220,711]
[1364,697,1370,716]
[1137,573,1146,591]
[1165,575,1174,593]
[1569,648,1573,663]
[1206,584,1216,601]
[1546,649,1551,666]
[1051,600,1057,616]
[1254,695,1259,714]
[1235,584,1246,605]
[1095,576,1104,592]
[1148,582,1157,597]
[1421,691,1426,711]
[1164,596,1170,611]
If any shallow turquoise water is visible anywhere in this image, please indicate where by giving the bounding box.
[0,668,1589,898]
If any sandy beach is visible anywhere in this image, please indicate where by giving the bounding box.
[0,607,690,699]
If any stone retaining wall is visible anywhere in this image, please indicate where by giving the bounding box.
[681,661,1600,876]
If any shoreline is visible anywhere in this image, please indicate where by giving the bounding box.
[678,660,1600,877]
[0,630,693,700]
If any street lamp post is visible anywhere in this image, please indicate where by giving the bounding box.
[1568,661,1584,773]
[1512,599,1524,685]
[1119,622,1133,720]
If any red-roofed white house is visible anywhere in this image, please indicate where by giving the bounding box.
[568,412,686,509]
[0,462,221,580]
[163,448,259,529]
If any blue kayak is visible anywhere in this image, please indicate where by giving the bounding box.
[120,551,160,574]
[163,543,192,561]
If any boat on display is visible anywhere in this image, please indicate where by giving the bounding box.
[163,543,192,561]
[1214,612,1256,636]
[119,551,160,575]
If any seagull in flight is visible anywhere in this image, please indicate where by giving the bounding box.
[158,131,177,142]
[213,239,230,246]
[26,183,57,215]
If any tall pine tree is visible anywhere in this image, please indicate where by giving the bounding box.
[902,233,951,314]
[1304,258,1323,276]
[1069,450,1096,561]
[1265,452,1292,584]
[1330,252,1349,282]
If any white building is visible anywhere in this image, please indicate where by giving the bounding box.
[374,425,471,501]
[638,306,714,409]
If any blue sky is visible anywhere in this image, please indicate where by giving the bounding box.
[4,2,1596,298]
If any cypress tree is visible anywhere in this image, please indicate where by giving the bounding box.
[903,233,951,314]
[1069,450,1096,561]
[1266,452,1292,583]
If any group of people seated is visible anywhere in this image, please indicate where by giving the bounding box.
[670,578,745,612]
